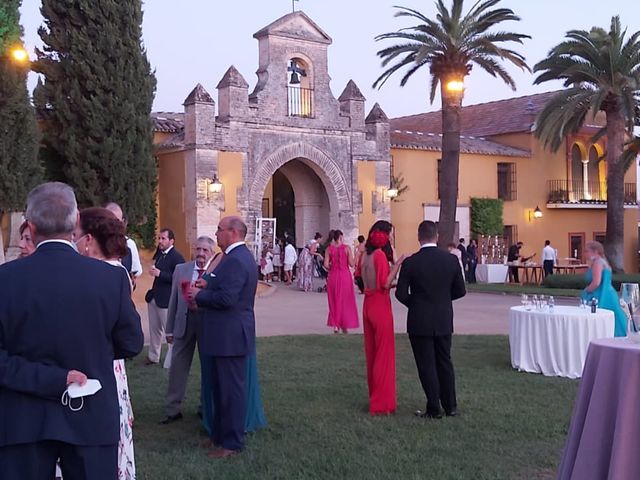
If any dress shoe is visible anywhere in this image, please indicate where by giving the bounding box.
[143,357,158,366]
[445,409,459,417]
[159,413,183,425]
[207,448,240,459]
[414,409,443,419]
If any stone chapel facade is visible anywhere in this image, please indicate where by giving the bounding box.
[152,11,392,255]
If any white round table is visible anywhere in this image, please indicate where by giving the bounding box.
[508,305,615,378]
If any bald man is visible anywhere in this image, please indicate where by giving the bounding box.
[189,216,258,458]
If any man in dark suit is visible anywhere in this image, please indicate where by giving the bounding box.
[160,236,215,424]
[396,221,466,419]
[145,228,185,365]
[189,216,257,459]
[0,182,143,480]
[457,238,468,279]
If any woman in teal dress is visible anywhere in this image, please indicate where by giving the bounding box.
[581,241,627,337]
[200,351,267,435]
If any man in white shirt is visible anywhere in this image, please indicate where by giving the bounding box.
[542,240,557,278]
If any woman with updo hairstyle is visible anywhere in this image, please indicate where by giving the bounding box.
[325,229,359,334]
[73,207,136,480]
[582,241,627,337]
[360,220,406,415]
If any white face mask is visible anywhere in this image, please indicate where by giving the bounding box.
[61,379,102,411]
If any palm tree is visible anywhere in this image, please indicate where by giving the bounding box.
[373,0,529,248]
[534,16,640,272]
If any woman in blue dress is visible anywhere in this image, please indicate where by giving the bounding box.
[581,241,627,337]
[197,253,267,438]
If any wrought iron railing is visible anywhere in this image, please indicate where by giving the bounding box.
[547,180,637,204]
[287,86,313,117]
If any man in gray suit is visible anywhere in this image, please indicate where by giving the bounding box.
[159,236,215,424]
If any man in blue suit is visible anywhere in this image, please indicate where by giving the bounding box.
[190,216,258,459]
[0,182,144,480]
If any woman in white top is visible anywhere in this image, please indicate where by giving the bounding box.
[74,207,136,480]
[283,238,298,284]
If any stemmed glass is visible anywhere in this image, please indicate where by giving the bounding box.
[521,294,528,308]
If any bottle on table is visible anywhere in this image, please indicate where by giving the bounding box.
[548,296,554,312]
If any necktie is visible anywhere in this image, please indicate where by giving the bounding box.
[197,268,205,279]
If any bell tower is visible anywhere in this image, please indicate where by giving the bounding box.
[249,11,342,125]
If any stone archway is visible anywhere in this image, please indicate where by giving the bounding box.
[248,142,355,246]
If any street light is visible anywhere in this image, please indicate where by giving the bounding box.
[10,46,29,64]
[446,79,464,92]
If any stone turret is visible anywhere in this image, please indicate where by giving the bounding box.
[183,83,215,145]
[338,80,366,129]
[365,103,390,152]
[217,65,249,120]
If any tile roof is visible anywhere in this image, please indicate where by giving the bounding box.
[151,112,184,133]
[390,129,531,157]
[391,91,559,138]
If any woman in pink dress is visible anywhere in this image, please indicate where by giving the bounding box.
[326,230,359,333]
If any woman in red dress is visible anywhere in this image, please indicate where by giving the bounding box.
[360,221,405,415]
[326,230,359,334]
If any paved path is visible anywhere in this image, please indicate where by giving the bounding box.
[133,278,576,343]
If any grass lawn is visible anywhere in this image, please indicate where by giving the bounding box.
[128,335,578,480]
[467,283,582,298]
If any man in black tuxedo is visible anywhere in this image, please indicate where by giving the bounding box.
[0,182,143,480]
[457,238,468,279]
[396,221,466,419]
[145,228,185,365]
[189,216,258,459]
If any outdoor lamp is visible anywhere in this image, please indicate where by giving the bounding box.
[208,174,223,194]
[386,186,399,200]
[533,206,543,218]
[10,46,29,63]
[528,206,543,221]
[446,79,464,92]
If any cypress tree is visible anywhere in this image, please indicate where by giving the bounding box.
[0,0,41,259]
[33,0,157,233]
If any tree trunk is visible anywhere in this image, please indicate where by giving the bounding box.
[437,85,463,249]
[604,108,626,273]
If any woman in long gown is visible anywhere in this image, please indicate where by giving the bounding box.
[326,230,359,333]
[581,241,627,337]
[297,232,322,292]
[198,252,267,437]
[360,221,404,415]
[74,207,135,480]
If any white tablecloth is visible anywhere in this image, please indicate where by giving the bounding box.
[508,305,615,378]
[476,264,508,283]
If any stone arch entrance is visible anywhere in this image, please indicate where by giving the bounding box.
[248,142,354,247]
[266,159,331,243]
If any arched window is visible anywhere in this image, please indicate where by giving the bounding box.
[588,146,602,199]
[287,57,313,117]
[571,143,583,183]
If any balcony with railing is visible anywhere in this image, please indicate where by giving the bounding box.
[547,179,637,207]
[287,86,314,118]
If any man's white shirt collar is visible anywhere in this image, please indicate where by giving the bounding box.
[37,239,77,251]
[225,241,245,255]
[161,245,174,255]
[195,258,213,271]
[421,243,437,249]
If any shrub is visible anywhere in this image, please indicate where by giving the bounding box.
[543,273,640,291]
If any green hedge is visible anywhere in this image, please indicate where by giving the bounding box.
[543,274,640,291]
[470,198,503,237]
